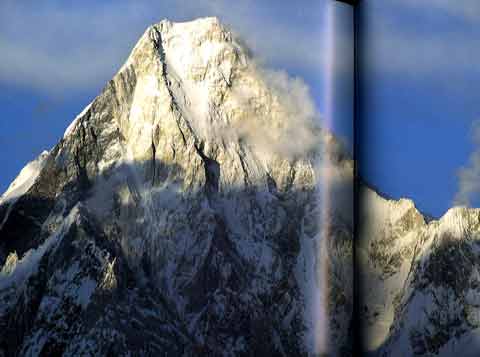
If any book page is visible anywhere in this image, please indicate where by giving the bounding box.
[357,1,480,355]
[0,1,355,356]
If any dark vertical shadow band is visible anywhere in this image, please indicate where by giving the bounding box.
[334,0,360,355]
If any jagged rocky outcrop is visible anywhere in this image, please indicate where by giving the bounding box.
[359,185,480,356]
[0,18,353,356]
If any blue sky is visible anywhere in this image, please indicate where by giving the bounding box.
[358,0,480,216]
[1,0,478,217]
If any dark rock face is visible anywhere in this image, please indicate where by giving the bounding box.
[0,18,353,356]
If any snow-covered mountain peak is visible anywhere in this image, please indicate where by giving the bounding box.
[361,185,425,231]
[429,205,480,238]
[0,18,353,356]
[55,16,328,203]
[155,16,232,44]
[112,17,318,160]
[438,205,480,223]
[0,150,49,207]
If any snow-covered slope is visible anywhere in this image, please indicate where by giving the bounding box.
[0,151,49,207]
[0,17,353,356]
[359,185,480,356]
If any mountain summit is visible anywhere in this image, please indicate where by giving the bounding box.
[359,186,480,356]
[0,18,352,356]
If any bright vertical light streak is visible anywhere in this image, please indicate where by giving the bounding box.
[324,2,335,134]
[314,1,335,355]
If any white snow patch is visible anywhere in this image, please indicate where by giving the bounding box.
[0,150,49,232]
[0,150,49,206]
[63,101,93,138]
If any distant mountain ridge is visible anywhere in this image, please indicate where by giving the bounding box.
[359,185,480,356]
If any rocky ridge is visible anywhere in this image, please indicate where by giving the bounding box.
[360,185,480,356]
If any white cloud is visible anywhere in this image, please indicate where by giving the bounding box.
[399,0,480,23]
[454,120,480,206]
[360,0,480,79]
[0,1,155,93]
[0,0,354,94]
[230,67,320,159]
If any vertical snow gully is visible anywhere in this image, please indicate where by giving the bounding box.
[151,139,157,186]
